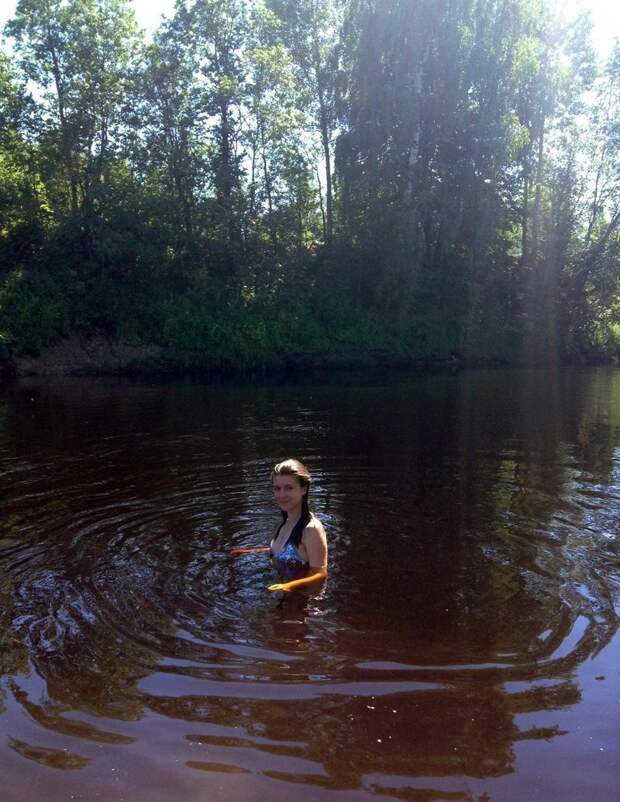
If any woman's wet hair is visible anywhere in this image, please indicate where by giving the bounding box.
[272,459,312,546]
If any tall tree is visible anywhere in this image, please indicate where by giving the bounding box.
[131,19,207,260]
[173,0,248,281]
[244,4,320,263]
[336,1,531,334]
[0,52,45,269]
[267,0,342,245]
[562,42,620,352]
[7,0,141,220]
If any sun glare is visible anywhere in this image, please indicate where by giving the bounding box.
[1,1,619,53]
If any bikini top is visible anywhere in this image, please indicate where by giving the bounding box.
[271,521,309,581]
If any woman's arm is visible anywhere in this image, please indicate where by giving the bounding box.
[229,546,271,557]
[267,566,327,592]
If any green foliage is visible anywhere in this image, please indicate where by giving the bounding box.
[0,0,619,370]
[0,270,67,351]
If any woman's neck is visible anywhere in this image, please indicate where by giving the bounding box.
[285,505,302,526]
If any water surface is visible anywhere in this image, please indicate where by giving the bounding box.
[1,367,619,801]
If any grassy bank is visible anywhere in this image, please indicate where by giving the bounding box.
[0,259,527,379]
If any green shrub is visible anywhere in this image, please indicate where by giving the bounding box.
[0,270,68,353]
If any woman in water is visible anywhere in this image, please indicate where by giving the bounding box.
[230,459,327,593]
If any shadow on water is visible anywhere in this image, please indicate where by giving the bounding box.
[0,368,619,801]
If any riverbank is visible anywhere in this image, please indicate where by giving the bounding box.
[0,331,473,382]
[3,330,616,385]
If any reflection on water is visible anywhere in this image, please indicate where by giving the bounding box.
[0,368,619,802]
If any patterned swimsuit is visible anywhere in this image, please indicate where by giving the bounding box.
[272,526,309,580]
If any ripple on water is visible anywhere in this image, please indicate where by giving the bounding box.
[1,372,619,802]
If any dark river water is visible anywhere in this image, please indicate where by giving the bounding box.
[0,367,619,802]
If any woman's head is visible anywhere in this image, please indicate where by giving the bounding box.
[272,459,312,526]
[272,458,311,491]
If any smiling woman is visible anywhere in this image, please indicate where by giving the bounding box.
[230,458,328,593]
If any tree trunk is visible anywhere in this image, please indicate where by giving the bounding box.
[521,160,530,269]
[48,28,78,214]
[260,123,277,253]
[313,38,332,245]
[531,116,545,265]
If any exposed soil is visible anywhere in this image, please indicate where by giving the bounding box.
[0,332,477,382]
[8,334,171,378]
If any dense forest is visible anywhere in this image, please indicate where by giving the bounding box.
[1,0,619,372]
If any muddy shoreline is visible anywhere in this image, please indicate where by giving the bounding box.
[0,332,474,382]
[1,331,613,384]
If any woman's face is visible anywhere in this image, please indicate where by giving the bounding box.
[273,473,307,513]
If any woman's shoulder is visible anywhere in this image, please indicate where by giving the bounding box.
[302,514,326,540]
